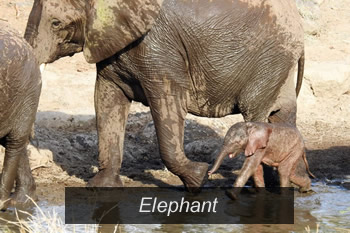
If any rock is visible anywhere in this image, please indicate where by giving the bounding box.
[304,61,350,98]
[296,0,322,36]
[27,145,53,170]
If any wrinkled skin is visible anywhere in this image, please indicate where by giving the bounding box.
[208,122,315,199]
[0,24,41,210]
[25,0,305,191]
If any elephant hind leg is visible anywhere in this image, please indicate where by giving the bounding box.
[290,163,312,193]
[268,65,297,126]
[290,174,311,192]
[278,151,304,188]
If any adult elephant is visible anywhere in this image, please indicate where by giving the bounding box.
[24,0,305,191]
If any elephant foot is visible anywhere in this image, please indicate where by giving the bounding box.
[179,161,208,193]
[88,169,123,187]
[299,187,314,194]
[10,186,37,206]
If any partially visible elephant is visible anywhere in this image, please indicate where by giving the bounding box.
[0,24,41,210]
[208,122,315,199]
[24,0,305,191]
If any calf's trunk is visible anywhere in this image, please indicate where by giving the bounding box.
[209,148,237,175]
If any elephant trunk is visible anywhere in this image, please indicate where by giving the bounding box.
[209,148,235,175]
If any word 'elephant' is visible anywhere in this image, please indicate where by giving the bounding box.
[24,0,304,191]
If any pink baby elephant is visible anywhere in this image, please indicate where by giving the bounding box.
[208,122,315,199]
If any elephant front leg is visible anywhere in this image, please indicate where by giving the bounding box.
[227,151,265,200]
[88,76,131,187]
[253,164,265,188]
[148,96,208,192]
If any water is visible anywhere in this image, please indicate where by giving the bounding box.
[0,182,349,233]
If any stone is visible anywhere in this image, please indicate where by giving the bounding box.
[304,61,350,98]
[27,145,53,170]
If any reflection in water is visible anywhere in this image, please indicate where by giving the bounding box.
[0,182,349,233]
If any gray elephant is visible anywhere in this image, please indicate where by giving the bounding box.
[208,122,315,199]
[0,24,41,210]
[24,0,304,191]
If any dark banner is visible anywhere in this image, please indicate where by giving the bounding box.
[65,187,294,224]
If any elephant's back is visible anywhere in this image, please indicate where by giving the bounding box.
[159,0,303,57]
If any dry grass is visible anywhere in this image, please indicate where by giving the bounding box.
[305,224,319,233]
[305,224,350,233]
[0,196,119,233]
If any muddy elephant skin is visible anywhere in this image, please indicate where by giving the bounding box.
[208,122,315,199]
[25,0,304,191]
[0,24,42,210]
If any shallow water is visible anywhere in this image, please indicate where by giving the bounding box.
[0,182,349,233]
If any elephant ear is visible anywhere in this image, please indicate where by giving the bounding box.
[245,123,272,156]
[84,0,163,63]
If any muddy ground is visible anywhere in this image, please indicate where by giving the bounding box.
[0,0,349,207]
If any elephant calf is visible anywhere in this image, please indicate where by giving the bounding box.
[0,24,41,210]
[208,122,314,199]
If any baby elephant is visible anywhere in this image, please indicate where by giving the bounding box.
[0,24,41,210]
[208,122,314,199]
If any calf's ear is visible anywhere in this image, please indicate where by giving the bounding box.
[84,0,163,63]
[245,124,272,156]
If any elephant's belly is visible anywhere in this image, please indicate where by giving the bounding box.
[187,95,239,118]
[262,157,279,167]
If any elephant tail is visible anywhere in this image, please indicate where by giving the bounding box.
[302,150,315,178]
[295,51,305,97]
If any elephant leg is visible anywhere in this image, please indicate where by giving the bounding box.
[278,151,303,190]
[268,66,297,126]
[269,70,311,190]
[12,154,37,204]
[253,164,265,188]
[290,173,311,193]
[227,150,265,200]
[88,75,131,187]
[147,95,208,192]
[0,136,27,210]
[290,159,312,192]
